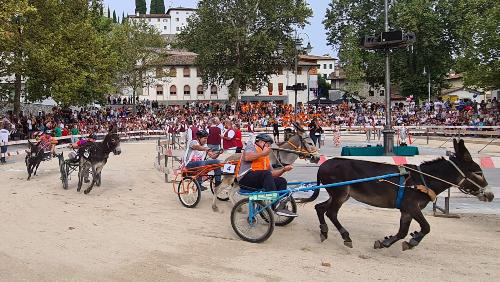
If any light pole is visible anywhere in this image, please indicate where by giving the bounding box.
[292,36,312,115]
[382,0,395,155]
[423,67,431,103]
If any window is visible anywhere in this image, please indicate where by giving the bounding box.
[380,89,385,96]
[277,67,283,75]
[196,68,201,77]
[163,26,167,30]
[170,85,177,95]
[297,67,302,75]
[329,64,333,69]
[369,89,374,96]
[184,85,190,95]
[210,85,217,95]
[157,19,160,22]
[278,83,283,95]
[323,74,327,79]
[176,18,179,21]
[183,67,190,77]
[197,85,204,95]
[169,67,177,77]
[163,19,167,22]
[268,83,273,95]
[323,64,327,69]
[156,85,163,96]
[155,67,163,78]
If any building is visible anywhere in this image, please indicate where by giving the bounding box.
[328,67,387,103]
[127,51,319,105]
[127,7,196,37]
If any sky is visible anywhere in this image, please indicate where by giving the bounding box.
[103,0,336,57]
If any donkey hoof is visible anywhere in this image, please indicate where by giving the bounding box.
[84,189,90,195]
[402,241,413,251]
[320,233,327,242]
[344,241,353,248]
[374,240,383,249]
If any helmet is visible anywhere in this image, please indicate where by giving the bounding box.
[196,130,209,138]
[255,133,274,144]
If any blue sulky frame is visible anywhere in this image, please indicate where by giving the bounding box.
[238,172,404,227]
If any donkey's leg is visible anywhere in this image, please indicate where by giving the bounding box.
[212,175,233,212]
[374,211,412,249]
[33,160,41,176]
[325,190,352,247]
[402,208,431,251]
[315,196,332,242]
[77,161,85,192]
[84,165,98,194]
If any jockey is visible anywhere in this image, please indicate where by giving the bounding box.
[236,133,296,217]
[33,131,57,157]
[183,130,223,190]
[68,133,96,160]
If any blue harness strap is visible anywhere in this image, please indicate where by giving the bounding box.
[395,167,407,209]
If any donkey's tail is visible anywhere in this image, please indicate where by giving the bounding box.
[296,177,321,204]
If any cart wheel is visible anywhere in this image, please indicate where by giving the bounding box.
[210,177,230,201]
[274,197,297,227]
[177,177,201,208]
[60,162,68,190]
[231,198,274,243]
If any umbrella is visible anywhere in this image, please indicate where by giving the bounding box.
[307,97,336,105]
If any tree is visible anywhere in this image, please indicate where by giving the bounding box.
[114,21,166,113]
[150,0,157,14]
[122,12,125,24]
[449,0,500,90]
[157,0,166,14]
[107,6,110,18]
[176,0,313,101]
[135,0,147,15]
[317,74,331,98]
[112,10,117,23]
[323,0,457,100]
[0,0,36,113]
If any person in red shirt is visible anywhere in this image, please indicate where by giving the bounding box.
[234,123,243,153]
[221,119,237,153]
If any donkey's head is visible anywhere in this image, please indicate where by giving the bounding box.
[289,122,320,163]
[450,139,493,202]
[103,128,121,156]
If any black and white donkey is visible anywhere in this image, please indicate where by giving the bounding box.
[77,128,121,194]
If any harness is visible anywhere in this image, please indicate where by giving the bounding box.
[272,135,318,166]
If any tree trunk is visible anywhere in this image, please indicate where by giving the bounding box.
[13,73,22,116]
[229,76,240,104]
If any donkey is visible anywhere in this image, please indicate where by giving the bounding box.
[299,139,493,250]
[211,122,321,212]
[77,129,121,194]
[25,140,51,180]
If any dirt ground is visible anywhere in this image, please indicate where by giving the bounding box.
[0,141,499,281]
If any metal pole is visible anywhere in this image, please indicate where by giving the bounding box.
[382,0,395,155]
[428,72,431,103]
[294,39,299,117]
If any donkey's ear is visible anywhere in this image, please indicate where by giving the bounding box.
[459,139,473,161]
[453,139,459,154]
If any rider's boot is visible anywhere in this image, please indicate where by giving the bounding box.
[275,197,297,218]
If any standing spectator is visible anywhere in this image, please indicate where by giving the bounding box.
[316,121,324,148]
[70,124,79,143]
[272,120,280,143]
[234,123,243,153]
[222,119,237,153]
[207,119,222,151]
[308,118,319,147]
[186,120,198,145]
[332,124,341,147]
[0,124,10,164]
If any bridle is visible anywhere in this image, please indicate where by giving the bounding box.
[272,134,318,166]
[401,157,486,196]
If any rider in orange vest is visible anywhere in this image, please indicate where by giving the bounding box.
[236,133,296,217]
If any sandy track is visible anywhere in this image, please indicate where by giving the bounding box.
[0,141,499,281]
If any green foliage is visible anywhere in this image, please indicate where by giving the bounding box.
[317,74,331,98]
[113,21,166,105]
[450,0,499,90]
[157,0,166,14]
[150,0,157,14]
[122,12,125,24]
[135,0,147,15]
[323,0,473,99]
[175,0,313,101]
[338,27,364,95]
[113,10,117,23]
[107,6,110,18]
